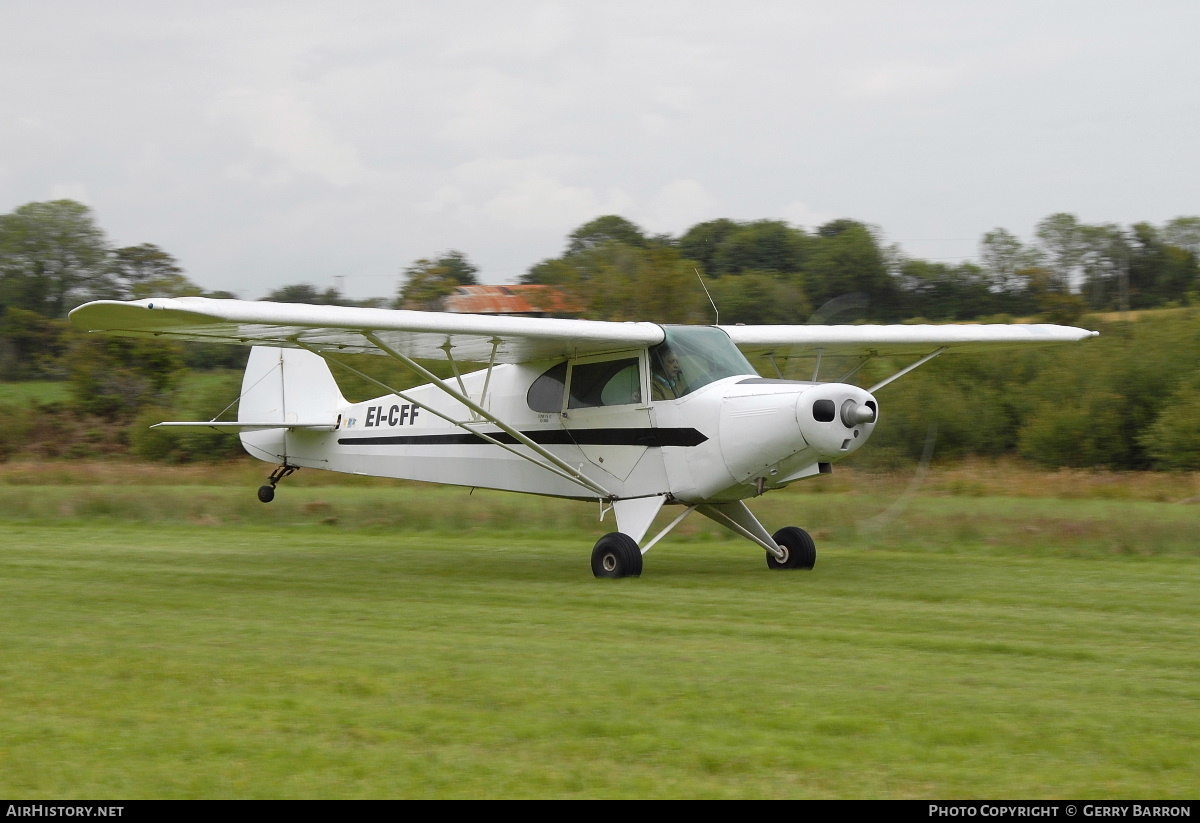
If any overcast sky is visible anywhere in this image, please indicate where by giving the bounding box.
[2,1,1197,300]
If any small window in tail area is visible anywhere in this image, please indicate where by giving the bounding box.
[568,357,642,409]
[527,362,568,412]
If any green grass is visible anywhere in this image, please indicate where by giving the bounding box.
[0,481,1198,798]
[0,380,70,405]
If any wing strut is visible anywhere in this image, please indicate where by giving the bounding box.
[867,347,947,393]
[298,343,614,499]
[837,354,874,383]
[439,337,502,423]
[766,353,784,378]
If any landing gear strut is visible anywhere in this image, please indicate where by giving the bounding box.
[258,464,298,503]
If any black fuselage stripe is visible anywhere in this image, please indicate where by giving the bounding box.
[338,427,707,448]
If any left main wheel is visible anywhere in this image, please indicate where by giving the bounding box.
[591,532,643,578]
[766,526,816,570]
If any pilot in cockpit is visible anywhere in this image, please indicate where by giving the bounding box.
[650,344,689,400]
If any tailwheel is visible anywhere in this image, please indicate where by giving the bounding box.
[591,532,643,579]
[766,526,816,570]
[257,464,297,504]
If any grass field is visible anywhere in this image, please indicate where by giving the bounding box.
[1,461,1198,798]
[0,380,70,405]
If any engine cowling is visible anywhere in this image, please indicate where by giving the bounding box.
[715,380,878,490]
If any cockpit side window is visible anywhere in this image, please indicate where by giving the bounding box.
[568,357,642,409]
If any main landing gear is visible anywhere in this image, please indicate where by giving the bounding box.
[766,526,817,570]
[257,464,297,503]
[591,532,643,578]
[588,498,818,578]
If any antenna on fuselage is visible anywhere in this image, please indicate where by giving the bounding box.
[695,268,719,326]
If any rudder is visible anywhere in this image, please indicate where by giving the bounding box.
[238,346,346,463]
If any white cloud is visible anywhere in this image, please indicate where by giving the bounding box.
[48,182,91,204]
[778,200,833,231]
[844,61,965,101]
[640,179,721,234]
[210,88,367,187]
[443,2,577,61]
[420,155,632,231]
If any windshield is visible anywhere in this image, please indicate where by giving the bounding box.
[649,326,756,400]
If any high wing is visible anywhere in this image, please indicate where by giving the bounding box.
[721,323,1098,359]
[68,297,664,363]
[69,296,1098,366]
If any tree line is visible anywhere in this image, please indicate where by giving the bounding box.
[511,213,1200,325]
[3,199,1200,469]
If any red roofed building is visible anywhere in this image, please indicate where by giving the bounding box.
[441,284,584,317]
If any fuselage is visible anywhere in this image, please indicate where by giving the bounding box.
[241,328,879,504]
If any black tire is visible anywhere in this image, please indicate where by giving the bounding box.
[591,532,643,578]
[257,485,275,503]
[766,526,816,570]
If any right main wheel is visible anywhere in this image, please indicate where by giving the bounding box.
[766,526,816,570]
[591,532,643,578]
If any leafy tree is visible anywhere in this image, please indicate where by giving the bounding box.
[109,244,199,299]
[619,245,709,323]
[1014,316,1197,469]
[1034,213,1085,293]
[1018,389,1128,468]
[565,216,647,256]
[130,371,244,463]
[395,251,479,310]
[712,220,810,277]
[263,283,346,305]
[1126,222,1198,308]
[804,220,901,320]
[898,260,995,320]
[676,219,740,275]
[68,334,186,418]
[707,271,810,325]
[0,200,110,317]
[1162,216,1200,258]
[1139,370,1200,470]
[1017,265,1088,323]
[433,250,480,286]
[1161,245,1199,305]
[1077,223,1129,311]
[980,228,1039,296]
[521,240,707,323]
[520,257,576,287]
[0,307,68,380]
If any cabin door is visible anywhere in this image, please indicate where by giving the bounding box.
[561,352,652,481]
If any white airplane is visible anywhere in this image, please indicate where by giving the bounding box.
[69,297,1097,577]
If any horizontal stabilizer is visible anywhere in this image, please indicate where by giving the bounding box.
[151,420,339,432]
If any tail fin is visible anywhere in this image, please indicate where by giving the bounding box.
[238,346,346,463]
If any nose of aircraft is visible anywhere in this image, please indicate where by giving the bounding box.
[796,384,878,459]
[715,381,880,493]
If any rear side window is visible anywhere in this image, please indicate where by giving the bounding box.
[568,358,642,409]
[527,362,568,412]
